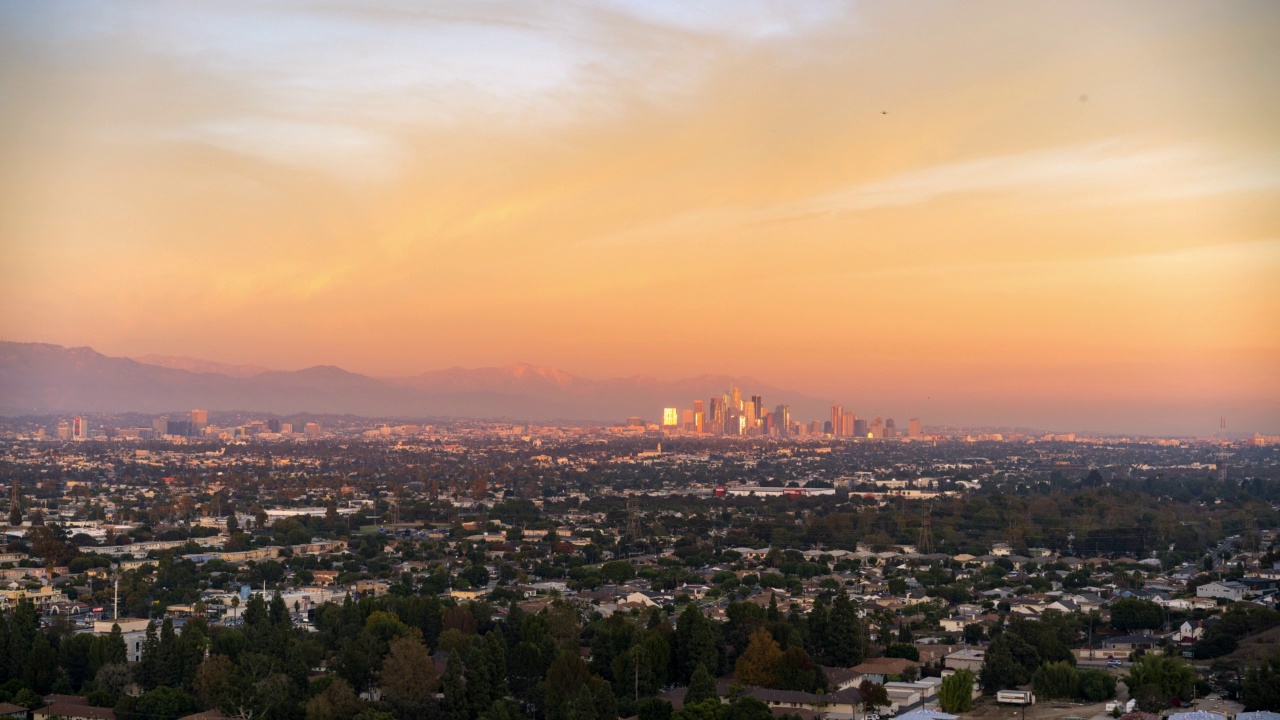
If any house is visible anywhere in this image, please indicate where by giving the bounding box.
[0,702,29,719]
[944,648,985,673]
[1173,621,1204,644]
[1102,634,1160,652]
[849,657,919,684]
[33,696,115,720]
[1197,581,1247,601]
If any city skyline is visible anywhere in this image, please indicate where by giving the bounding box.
[2,2,1278,436]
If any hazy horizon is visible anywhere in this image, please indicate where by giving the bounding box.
[2,2,1278,436]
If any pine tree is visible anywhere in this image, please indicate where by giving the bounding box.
[593,683,618,720]
[136,621,160,690]
[105,624,128,665]
[484,629,509,701]
[567,686,599,720]
[675,606,721,683]
[804,599,829,665]
[268,591,290,628]
[684,664,717,706]
[828,590,866,667]
[443,650,469,720]
[467,642,495,719]
[156,618,181,688]
[23,633,59,694]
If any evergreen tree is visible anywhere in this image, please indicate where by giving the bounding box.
[467,642,496,720]
[136,621,161,690]
[593,682,618,720]
[105,624,128,665]
[443,650,469,720]
[24,633,60,694]
[568,686,599,720]
[243,593,268,628]
[684,664,717,706]
[827,591,866,667]
[268,591,290,628]
[156,618,181,688]
[805,599,828,664]
[484,629,509,700]
[675,606,721,683]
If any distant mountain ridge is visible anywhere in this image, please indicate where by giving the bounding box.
[0,342,830,421]
[134,354,272,377]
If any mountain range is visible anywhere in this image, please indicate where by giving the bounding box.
[0,342,831,422]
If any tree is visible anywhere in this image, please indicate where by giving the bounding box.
[685,664,717,706]
[979,629,1038,694]
[442,650,469,720]
[828,591,867,666]
[306,678,366,720]
[601,561,636,584]
[1109,599,1164,632]
[1126,652,1196,712]
[776,646,825,693]
[1242,651,1280,711]
[884,643,920,662]
[24,633,60,694]
[675,606,722,683]
[116,686,200,720]
[567,686,600,720]
[95,663,134,697]
[380,635,440,701]
[1032,661,1080,701]
[638,698,674,720]
[858,680,889,716]
[734,628,782,688]
[1078,669,1117,702]
[546,649,592,720]
[938,669,974,713]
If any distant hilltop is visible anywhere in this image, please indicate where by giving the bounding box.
[0,341,830,422]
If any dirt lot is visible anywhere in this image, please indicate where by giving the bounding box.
[962,696,1114,720]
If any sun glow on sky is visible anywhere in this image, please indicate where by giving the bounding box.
[1,1,1278,433]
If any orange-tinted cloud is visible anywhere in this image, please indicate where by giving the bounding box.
[1,1,1277,433]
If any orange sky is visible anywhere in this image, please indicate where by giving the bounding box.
[1,2,1278,434]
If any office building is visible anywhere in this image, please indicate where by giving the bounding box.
[830,405,843,436]
[843,411,855,438]
[908,418,921,438]
[56,420,72,441]
[662,408,679,428]
[191,409,208,428]
[775,405,790,437]
[152,417,169,435]
[854,418,868,437]
[72,416,87,440]
[885,418,897,439]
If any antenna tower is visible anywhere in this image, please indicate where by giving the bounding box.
[626,496,641,543]
[917,501,935,554]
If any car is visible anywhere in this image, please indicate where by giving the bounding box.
[1107,659,1122,667]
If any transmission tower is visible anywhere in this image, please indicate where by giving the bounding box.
[917,501,934,554]
[626,496,641,543]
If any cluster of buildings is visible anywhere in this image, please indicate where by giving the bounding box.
[45,410,324,442]
[658,387,922,439]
